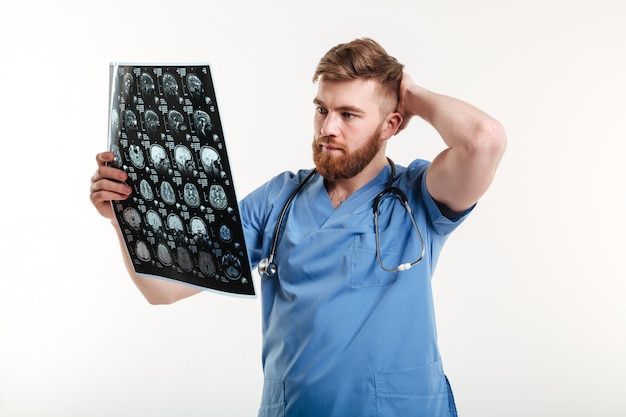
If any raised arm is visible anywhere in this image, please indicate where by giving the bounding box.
[396,74,507,217]
[90,151,201,304]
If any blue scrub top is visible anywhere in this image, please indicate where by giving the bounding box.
[240,160,469,417]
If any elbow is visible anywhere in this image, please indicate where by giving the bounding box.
[145,296,174,306]
[139,288,181,305]
[485,119,507,155]
[139,284,200,305]
[471,118,507,160]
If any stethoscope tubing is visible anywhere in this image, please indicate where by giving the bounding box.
[258,158,424,278]
[258,168,317,277]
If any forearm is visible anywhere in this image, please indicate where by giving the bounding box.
[111,219,201,305]
[403,84,505,152]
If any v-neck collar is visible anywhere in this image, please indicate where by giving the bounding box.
[305,164,394,227]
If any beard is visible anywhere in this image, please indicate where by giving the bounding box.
[312,126,383,180]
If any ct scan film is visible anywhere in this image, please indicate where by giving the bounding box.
[108,63,254,296]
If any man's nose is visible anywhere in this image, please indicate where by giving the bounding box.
[320,112,340,137]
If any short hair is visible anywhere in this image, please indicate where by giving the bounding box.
[313,38,404,111]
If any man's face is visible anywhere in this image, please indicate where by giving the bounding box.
[312,78,387,180]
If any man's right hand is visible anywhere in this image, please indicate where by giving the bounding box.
[90,151,132,220]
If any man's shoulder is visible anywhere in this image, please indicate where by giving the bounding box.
[263,168,316,190]
[396,158,431,180]
[243,168,316,204]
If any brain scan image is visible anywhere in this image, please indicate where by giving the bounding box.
[167,213,184,233]
[168,216,187,243]
[167,110,188,137]
[122,72,136,100]
[110,109,120,140]
[146,210,163,232]
[209,184,228,210]
[156,242,173,266]
[124,110,140,140]
[192,110,212,137]
[143,110,162,140]
[200,146,223,178]
[128,144,145,169]
[221,252,242,280]
[139,179,154,201]
[174,145,196,176]
[162,73,183,105]
[123,109,138,130]
[149,144,172,175]
[176,247,194,272]
[135,240,151,262]
[183,183,201,208]
[198,251,217,277]
[140,72,157,105]
[122,207,142,230]
[190,217,208,239]
[186,74,205,105]
[109,143,123,169]
[166,110,184,129]
[160,181,176,205]
[219,224,232,242]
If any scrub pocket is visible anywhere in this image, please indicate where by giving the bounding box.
[350,232,399,288]
[375,361,458,417]
[257,379,285,417]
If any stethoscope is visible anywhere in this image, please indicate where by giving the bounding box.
[257,158,425,279]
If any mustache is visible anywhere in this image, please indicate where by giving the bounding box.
[314,135,340,147]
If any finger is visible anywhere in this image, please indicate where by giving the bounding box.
[90,188,130,212]
[91,177,132,199]
[92,165,129,185]
[96,151,115,167]
[91,188,128,205]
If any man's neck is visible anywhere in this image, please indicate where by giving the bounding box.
[325,156,388,208]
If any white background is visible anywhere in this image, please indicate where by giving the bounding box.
[1,1,624,416]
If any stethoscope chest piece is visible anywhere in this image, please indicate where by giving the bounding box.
[258,256,277,278]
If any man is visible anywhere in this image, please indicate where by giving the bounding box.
[90,38,506,416]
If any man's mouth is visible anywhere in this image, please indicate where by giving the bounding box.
[317,139,343,152]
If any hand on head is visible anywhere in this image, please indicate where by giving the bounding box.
[395,73,419,134]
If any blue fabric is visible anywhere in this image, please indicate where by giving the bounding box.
[240,160,470,417]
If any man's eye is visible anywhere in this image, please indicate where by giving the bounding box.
[317,107,327,114]
[343,112,356,119]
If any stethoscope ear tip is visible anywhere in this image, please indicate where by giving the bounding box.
[397,263,412,272]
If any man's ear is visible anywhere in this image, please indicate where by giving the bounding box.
[381,111,403,140]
